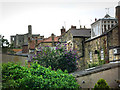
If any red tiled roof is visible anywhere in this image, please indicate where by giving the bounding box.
[12,49,22,52]
[42,36,59,42]
[29,36,59,49]
[37,39,43,44]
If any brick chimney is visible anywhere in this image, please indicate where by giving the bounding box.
[51,33,54,46]
[71,25,76,29]
[28,25,32,35]
[95,18,97,21]
[61,26,66,35]
[116,2,120,45]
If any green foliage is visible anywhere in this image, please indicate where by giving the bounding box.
[88,62,99,68]
[2,62,79,89]
[94,78,110,90]
[32,44,78,73]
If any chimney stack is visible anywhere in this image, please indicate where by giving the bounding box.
[95,18,97,21]
[60,26,66,35]
[115,2,120,45]
[71,25,76,29]
[84,25,86,29]
[51,33,55,46]
[80,25,82,29]
[28,25,32,35]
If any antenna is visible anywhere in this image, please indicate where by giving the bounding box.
[105,8,109,14]
[79,20,81,26]
[64,21,66,30]
[79,20,82,29]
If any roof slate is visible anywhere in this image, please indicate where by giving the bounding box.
[70,29,91,37]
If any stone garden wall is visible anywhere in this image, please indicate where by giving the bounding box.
[71,62,120,88]
[1,54,28,66]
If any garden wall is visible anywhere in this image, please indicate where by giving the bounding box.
[1,54,28,66]
[71,62,120,88]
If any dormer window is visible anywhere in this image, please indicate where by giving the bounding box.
[91,14,117,38]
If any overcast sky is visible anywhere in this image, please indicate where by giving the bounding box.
[0,0,119,42]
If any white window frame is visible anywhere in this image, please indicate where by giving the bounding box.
[101,49,104,60]
[90,52,92,61]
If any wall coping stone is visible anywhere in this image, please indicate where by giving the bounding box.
[70,61,120,78]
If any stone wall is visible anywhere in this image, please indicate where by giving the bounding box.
[108,26,119,47]
[84,26,120,68]
[1,54,28,66]
[71,62,120,88]
[60,30,73,50]
[39,42,58,47]
[84,35,107,68]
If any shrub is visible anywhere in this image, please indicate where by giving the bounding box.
[32,44,78,73]
[94,78,110,90]
[88,62,99,68]
[2,62,79,89]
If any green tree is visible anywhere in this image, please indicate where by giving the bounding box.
[2,62,80,89]
[32,44,78,73]
[94,78,110,90]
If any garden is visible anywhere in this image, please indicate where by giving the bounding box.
[2,43,110,89]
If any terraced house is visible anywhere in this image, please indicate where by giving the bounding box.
[59,25,91,69]
[58,3,120,70]
[83,4,120,68]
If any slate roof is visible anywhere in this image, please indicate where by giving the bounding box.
[70,29,91,37]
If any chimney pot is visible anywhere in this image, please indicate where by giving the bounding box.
[95,18,97,21]
[71,25,76,29]
[84,26,86,28]
[60,26,66,35]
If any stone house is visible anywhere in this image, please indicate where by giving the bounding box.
[38,33,59,48]
[59,25,90,56]
[59,25,91,70]
[10,25,44,48]
[83,4,120,68]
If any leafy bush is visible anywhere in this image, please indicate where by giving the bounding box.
[32,44,78,73]
[2,62,79,89]
[94,78,110,90]
[88,62,99,68]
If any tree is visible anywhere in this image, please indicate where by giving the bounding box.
[2,62,80,89]
[94,78,110,90]
[32,44,78,73]
[1,36,9,48]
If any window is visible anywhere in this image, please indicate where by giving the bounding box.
[104,25,106,31]
[111,24,114,27]
[90,52,92,61]
[101,49,104,60]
